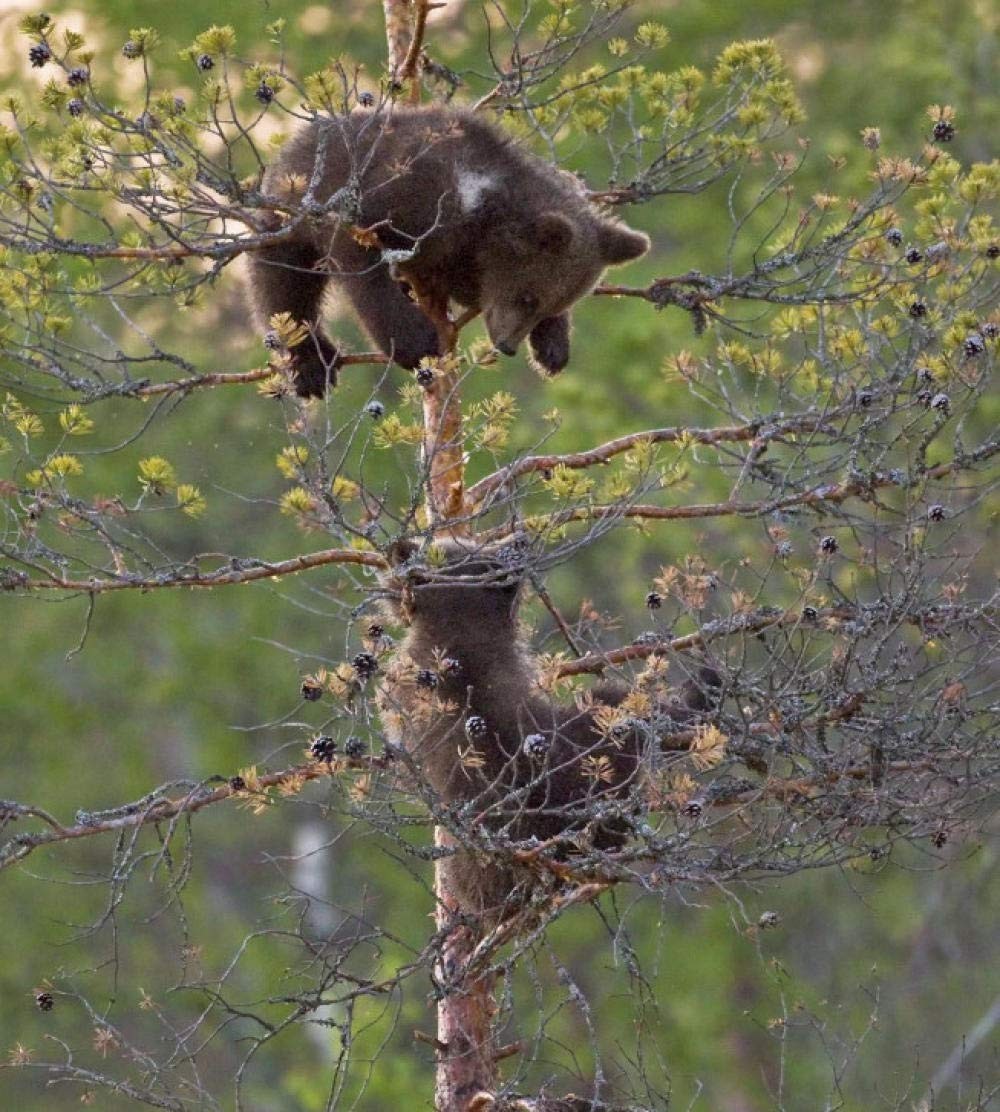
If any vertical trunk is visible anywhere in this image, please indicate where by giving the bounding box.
[423,298,491,1112]
[382,0,413,90]
[434,830,499,1109]
[380,7,496,1108]
[421,346,469,530]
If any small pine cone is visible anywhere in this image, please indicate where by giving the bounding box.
[415,668,438,690]
[352,651,378,680]
[963,332,985,357]
[364,400,385,419]
[300,679,324,702]
[758,911,781,929]
[522,733,550,760]
[263,330,282,351]
[610,718,637,742]
[802,605,819,621]
[441,657,462,677]
[415,366,435,388]
[344,736,367,759]
[309,735,337,761]
[915,388,934,407]
[932,119,955,142]
[682,799,703,818]
[358,91,375,107]
[28,42,52,67]
[819,535,839,555]
[927,504,946,522]
[366,622,385,641]
[121,40,141,60]
[35,991,54,1012]
[986,244,1000,260]
[885,227,903,246]
[66,66,88,87]
[930,392,950,414]
[196,53,214,72]
[67,98,84,117]
[857,389,873,407]
[980,322,998,339]
[904,247,923,265]
[645,591,662,609]
[908,300,928,319]
[255,82,275,105]
[228,775,247,792]
[465,715,488,740]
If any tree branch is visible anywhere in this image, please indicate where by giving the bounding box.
[0,758,381,871]
[133,352,389,397]
[468,412,842,506]
[13,548,384,594]
[484,441,1000,535]
[555,601,994,677]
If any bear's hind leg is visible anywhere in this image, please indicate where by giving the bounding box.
[339,250,441,370]
[248,242,341,398]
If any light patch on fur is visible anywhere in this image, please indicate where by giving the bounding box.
[455,168,496,212]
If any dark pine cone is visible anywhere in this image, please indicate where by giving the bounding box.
[344,736,367,759]
[309,735,337,762]
[465,715,488,740]
[522,733,551,760]
[301,679,324,702]
[352,651,378,680]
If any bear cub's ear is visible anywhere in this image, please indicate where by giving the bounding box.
[533,211,577,254]
[597,220,650,265]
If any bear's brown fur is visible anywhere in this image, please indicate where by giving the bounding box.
[376,541,719,922]
[249,108,649,397]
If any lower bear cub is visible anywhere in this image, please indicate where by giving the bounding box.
[249,107,649,397]
[377,541,719,923]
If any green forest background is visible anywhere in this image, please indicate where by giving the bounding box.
[0,1,996,1109]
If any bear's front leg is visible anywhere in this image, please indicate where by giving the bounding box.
[528,313,571,375]
[338,246,441,370]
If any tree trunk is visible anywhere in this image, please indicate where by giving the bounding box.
[434,831,499,1109]
[380,7,497,1107]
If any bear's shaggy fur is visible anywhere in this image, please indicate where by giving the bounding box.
[377,541,719,922]
[249,108,650,397]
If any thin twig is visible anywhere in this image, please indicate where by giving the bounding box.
[17,548,384,594]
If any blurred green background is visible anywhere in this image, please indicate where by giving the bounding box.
[0,1,996,1108]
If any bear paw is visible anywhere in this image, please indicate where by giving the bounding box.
[291,336,342,398]
[528,314,571,376]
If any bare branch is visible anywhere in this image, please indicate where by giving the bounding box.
[14,547,384,594]
[468,411,843,505]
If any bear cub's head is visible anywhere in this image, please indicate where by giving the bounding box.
[481,210,649,358]
[380,537,526,637]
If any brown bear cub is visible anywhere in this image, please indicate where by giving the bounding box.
[376,541,719,923]
[249,108,650,397]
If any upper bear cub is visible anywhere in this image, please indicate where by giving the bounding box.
[249,107,650,397]
[376,540,719,922]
